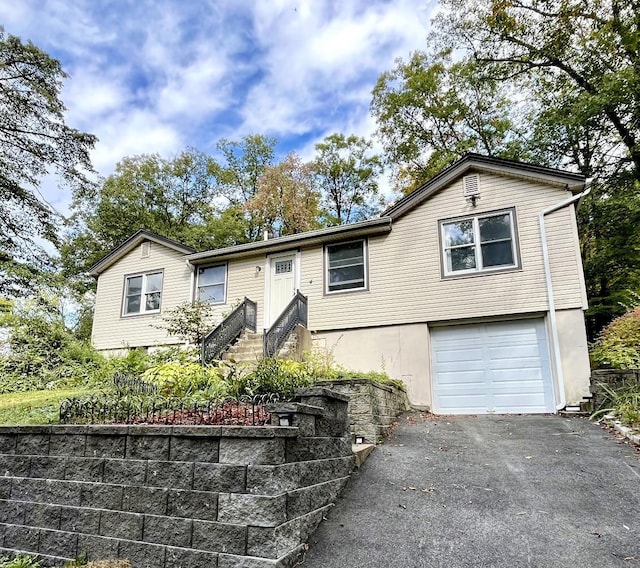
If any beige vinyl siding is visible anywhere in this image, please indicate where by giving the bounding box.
[209,256,267,330]
[92,242,192,350]
[300,172,586,332]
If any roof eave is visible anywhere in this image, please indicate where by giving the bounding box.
[88,230,196,276]
[384,154,586,220]
[186,217,393,264]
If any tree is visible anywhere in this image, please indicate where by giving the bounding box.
[211,134,277,241]
[433,0,640,181]
[248,153,323,236]
[0,30,96,294]
[62,149,245,292]
[371,50,523,190]
[312,134,384,224]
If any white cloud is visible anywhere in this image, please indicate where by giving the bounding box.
[2,0,436,216]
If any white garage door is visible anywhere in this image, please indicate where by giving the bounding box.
[431,319,555,414]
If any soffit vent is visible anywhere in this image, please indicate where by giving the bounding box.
[141,241,150,258]
[463,174,480,198]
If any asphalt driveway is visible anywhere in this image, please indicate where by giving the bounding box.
[301,413,640,568]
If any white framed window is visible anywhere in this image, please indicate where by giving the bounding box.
[326,239,367,293]
[197,264,227,304]
[123,271,163,315]
[440,209,519,276]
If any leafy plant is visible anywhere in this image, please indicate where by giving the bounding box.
[591,382,640,429]
[590,308,640,369]
[142,361,229,399]
[157,300,217,345]
[242,358,313,398]
[0,554,41,568]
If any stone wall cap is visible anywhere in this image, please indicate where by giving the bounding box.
[0,425,53,434]
[220,426,299,438]
[294,387,350,402]
[267,402,325,415]
[324,378,407,392]
[171,425,223,436]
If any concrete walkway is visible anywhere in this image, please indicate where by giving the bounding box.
[301,413,640,568]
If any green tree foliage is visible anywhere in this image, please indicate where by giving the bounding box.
[0,294,106,393]
[62,149,246,292]
[248,152,323,236]
[0,31,96,294]
[313,133,383,224]
[212,134,277,241]
[434,0,640,180]
[371,50,522,190]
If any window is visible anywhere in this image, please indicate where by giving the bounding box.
[275,259,292,274]
[123,272,163,315]
[197,264,227,303]
[326,240,367,293]
[441,209,518,276]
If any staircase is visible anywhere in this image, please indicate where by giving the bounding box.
[222,331,302,368]
[222,332,264,367]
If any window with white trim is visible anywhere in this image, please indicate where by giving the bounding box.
[326,240,367,293]
[197,264,227,304]
[123,271,163,315]
[441,209,518,276]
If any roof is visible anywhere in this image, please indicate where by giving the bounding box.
[383,153,586,219]
[90,155,586,271]
[185,217,392,264]
[88,230,196,276]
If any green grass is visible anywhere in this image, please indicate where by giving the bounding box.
[0,388,98,425]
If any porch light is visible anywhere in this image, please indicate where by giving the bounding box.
[277,412,294,427]
[355,435,365,445]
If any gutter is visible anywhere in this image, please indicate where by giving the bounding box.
[539,181,592,411]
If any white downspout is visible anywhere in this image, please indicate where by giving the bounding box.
[539,182,591,410]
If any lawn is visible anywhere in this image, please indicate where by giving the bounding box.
[0,388,97,425]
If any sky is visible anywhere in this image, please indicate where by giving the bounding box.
[0,0,436,216]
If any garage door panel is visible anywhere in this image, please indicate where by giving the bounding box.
[434,348,485,364]
[431,319,554,415]
[438,394,489,413]
[435,370,487,386]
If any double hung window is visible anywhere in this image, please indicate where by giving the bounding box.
[197,264,227,304]
[441,209,518,276]
[326,240,367,293]
[123,272,163,315]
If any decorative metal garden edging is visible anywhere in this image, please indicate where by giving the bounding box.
[112,371,158,396]
[59,393,280,426]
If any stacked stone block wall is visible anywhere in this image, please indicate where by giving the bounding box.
[590,369,640,410]
[317,380,410,443]
[0,389,353,568]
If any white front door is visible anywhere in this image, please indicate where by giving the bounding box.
[267,253,297,327]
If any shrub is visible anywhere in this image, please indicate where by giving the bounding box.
[142,361,229,399]
[590,307,640,369]
[242,358,313,398]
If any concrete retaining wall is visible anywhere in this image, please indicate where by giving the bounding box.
[317,379,410,443]
[0,388,354,567]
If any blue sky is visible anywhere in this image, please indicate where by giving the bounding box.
[0,0,435,214]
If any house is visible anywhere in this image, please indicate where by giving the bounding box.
[89,154,592,414]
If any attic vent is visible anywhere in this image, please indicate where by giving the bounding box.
[141,241,150,258]
[463,174,480,197]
